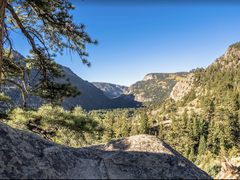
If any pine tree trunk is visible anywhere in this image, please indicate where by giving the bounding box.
[0,0,7,92]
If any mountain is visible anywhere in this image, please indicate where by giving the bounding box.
[171,42,240,104]
[144,42,240,177]
[121,72,187,104]
[152,42,240,127]
[91,82,128,98]
[1,51,141,111]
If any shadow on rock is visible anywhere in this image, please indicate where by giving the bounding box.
[0,122,212,179]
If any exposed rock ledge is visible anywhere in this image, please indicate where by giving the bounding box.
[0,122,212,179]
[170,73,195,102]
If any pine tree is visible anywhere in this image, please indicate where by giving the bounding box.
[165,116,178,147]
[130,122,138,136]
[182,108,188,126]
[103,114,115,142]
[193,117,198,139]
[138,109,149,134]
[207,119,215,152]
[198,118,207,136]
[198,135,206,155]
[1,0,98,107]
[203,95,215,123]
[158,117,165,140]
[113,116,122,138]
[188,148,194,162]
[121,117,129,137]
[165,116,187,152]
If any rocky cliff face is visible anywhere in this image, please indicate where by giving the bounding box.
[0,122,212,179]
[142,74,158,81]
[123,72,186,103]
[170,73,195,102]
[170,42,240,103]
[211,42,240,70]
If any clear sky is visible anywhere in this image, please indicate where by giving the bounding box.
[11,0,240,87]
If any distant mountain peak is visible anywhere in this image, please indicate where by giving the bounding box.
[92,82,128,98]
[2,51,140,111]
[210,42,240,70]
[142,72,186,82]
[124,72,187,104]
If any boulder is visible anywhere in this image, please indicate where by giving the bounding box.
[0,122,212,179]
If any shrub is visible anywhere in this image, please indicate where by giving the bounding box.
[4,105,101,147]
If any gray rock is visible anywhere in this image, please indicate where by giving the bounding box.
[0,122,212,179]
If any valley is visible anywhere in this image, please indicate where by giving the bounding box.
[2,42,240,178]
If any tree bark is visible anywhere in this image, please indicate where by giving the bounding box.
[0,0,7,92]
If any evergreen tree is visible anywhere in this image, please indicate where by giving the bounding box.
[130,122,138,136]
[182,108,188,126]
[207,119,214,151]
[211,121,224,155]
[0,0,98,107]
[103,114,115,142]
[193,117,198,140]
[188,148,194,162]
[113,116,122,138]
[138,109,149,134]
[168,98,177,115]
[165,116,188,153]
[214,107,225,124]
[198,118,207,136]
[203,94,214,123]
[121,117,129,137]
[198,135,206,155]
[158,116,165,139]
[183,118,196,156]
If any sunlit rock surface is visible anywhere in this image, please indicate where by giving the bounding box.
[0,122,211,179]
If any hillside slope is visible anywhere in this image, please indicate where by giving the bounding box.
[92,82,128,98]
[144,42,240,177]
[1,52,141,111]
[122,72,187,104]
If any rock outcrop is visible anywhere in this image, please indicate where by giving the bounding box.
[142,74,157,81]
[122,72,186,103]
[170,73,195,102]
[215,157,240,179]
[0,122,212,179]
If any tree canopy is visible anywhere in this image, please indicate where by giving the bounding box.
[0,0,98,108]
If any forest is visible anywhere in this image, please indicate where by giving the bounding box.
[1,0,240,178]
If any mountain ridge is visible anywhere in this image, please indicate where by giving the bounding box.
[1,51,141,111]
[123,72,187,104]
[91,82,128,98]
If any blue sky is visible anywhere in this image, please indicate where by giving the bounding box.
[11,0,240,86]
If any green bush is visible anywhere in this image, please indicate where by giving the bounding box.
[202,158,221,178]
[4,105,101,147]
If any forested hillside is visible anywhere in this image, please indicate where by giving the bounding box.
[123,72,186,105]
[143,42,240,177]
